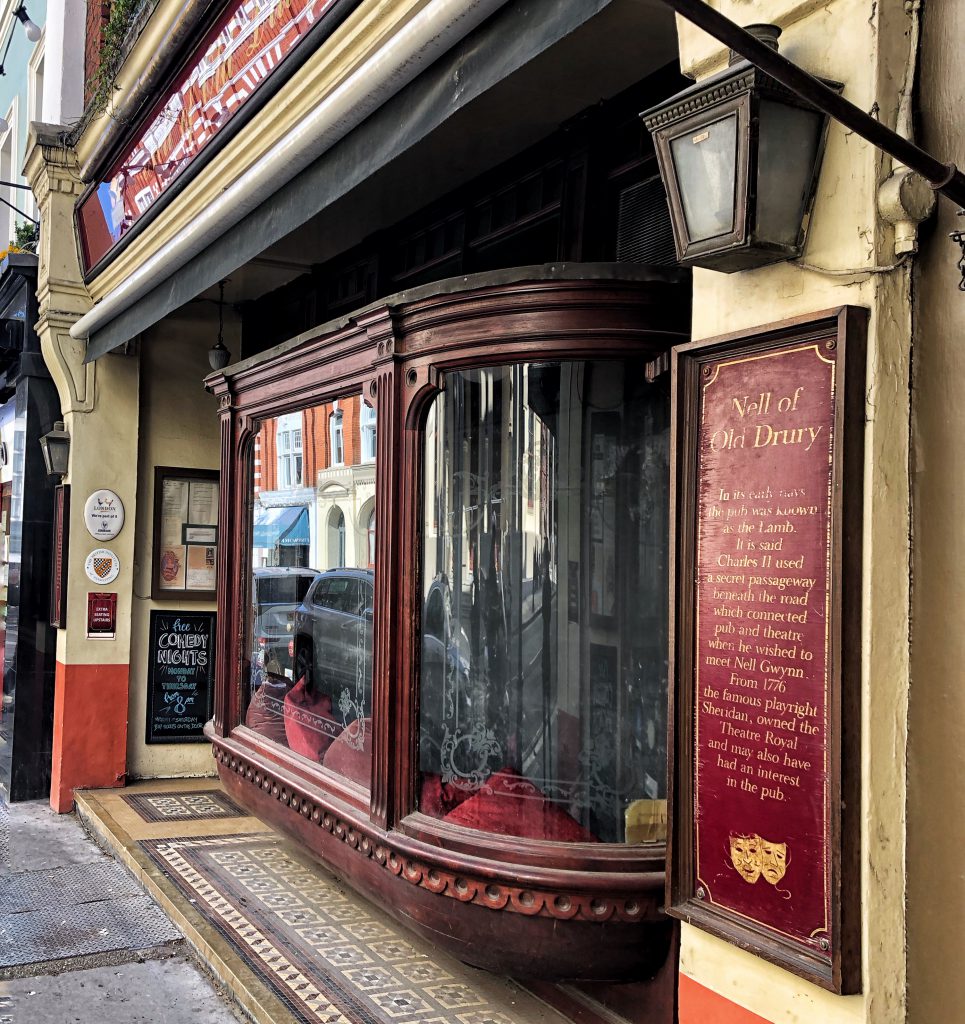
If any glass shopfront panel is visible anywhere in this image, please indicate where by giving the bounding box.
[418,360,669,843]
[243,396,377,790]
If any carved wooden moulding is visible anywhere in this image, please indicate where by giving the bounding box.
[206,266,691,981]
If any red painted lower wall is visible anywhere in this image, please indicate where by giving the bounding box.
[50,661,129,813]
[679,976,773,1024]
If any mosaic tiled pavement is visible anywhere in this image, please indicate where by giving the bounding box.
[75,782,570,1024]
[120,789,246,823]
[141,832,556,1024]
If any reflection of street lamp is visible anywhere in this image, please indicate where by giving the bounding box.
[40,421,70,477]
[642,25,838,272]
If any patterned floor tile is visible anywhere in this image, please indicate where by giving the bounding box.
[121,790,246,823]
[138,833,567,1024]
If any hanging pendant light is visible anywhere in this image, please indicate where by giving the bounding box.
[208,280,231,370]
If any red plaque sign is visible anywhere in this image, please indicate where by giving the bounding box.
[87,592,118,639]
[668,309,865,994]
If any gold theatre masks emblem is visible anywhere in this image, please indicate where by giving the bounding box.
[729,833,788,886]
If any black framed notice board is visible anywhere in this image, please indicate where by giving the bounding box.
[146,610,216,743]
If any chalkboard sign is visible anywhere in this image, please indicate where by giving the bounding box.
[147,610,216,743]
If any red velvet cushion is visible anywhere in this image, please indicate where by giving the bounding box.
[419,773,474,818]
[245,677,289,746]
[322,717,371,787]
[442,768,598,842]
[283,678,340,760]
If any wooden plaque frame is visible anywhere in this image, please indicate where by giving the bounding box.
[50,484,70,628]
[667,306,866,994]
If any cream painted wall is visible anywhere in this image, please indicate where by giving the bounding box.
[126,311,237,778]
[907,1,965,1019]
[674,1,914,1023]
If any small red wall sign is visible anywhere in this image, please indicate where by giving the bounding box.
[87,592,118,639]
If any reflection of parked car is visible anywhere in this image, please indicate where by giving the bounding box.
[291,569,375,699]
[253,567,320,675]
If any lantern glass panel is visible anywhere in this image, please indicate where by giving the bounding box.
[669,112,739,242]
[757,100,824,247]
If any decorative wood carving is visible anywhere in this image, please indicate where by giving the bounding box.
[213,738,662,924]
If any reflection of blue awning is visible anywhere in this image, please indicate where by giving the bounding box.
[253,506,309,548]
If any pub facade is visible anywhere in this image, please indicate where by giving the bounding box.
[21,0,964,1021]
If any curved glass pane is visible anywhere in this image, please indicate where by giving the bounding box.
[243,397,376,791]
[419,361,669,843]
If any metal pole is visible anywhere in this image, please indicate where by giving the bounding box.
[656,0,965,207]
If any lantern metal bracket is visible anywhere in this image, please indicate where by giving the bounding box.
[655,0,965,209]
[950,212,965,292]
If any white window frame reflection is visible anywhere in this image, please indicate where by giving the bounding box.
[360,401,376,462]
[330,409,344,466]
[276,413,304,488]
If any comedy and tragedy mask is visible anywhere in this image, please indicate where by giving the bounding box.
[760,839,788,885]
[729,833,789,886]
[729,833,763,884]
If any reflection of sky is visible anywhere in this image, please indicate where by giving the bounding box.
[96,182,123,241]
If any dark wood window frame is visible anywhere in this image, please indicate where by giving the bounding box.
[206,269,690,981]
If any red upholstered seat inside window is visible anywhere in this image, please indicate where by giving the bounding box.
[245,675,290,746]
[322,717,372,788]
[442,768,599,843]
[283,678,340,760]
[419,773,474,818]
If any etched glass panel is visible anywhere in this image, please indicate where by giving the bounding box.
[244,397,377,791]
[418,361,669,843]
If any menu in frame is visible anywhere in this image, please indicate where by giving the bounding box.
[152,468,219,599]
[668,309,865,995]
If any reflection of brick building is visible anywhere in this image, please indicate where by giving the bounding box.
[255,397,375,570]
[109,0,332,237]
[256,396,367,493]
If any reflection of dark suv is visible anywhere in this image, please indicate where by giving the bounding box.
[291,569,375,694]
[253,567,320,675]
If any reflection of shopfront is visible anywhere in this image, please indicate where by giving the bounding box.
[252,503,311,567]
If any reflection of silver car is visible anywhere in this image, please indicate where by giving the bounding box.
[253,567,319,674]
[291,569,375,696]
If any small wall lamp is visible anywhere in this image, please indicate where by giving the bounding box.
[641,25,839,273]
[39,420,70,477]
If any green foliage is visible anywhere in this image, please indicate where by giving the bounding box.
[86,0,150,119]
[14,221,38,250]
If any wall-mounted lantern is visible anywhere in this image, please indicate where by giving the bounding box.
[641,25,840,273]
[39,421,70,477]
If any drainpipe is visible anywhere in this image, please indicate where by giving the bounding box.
[69,0,508,342]
[877,0,935,257]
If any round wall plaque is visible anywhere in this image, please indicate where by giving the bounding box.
[84,489,125,541]
[85,548,121,585]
